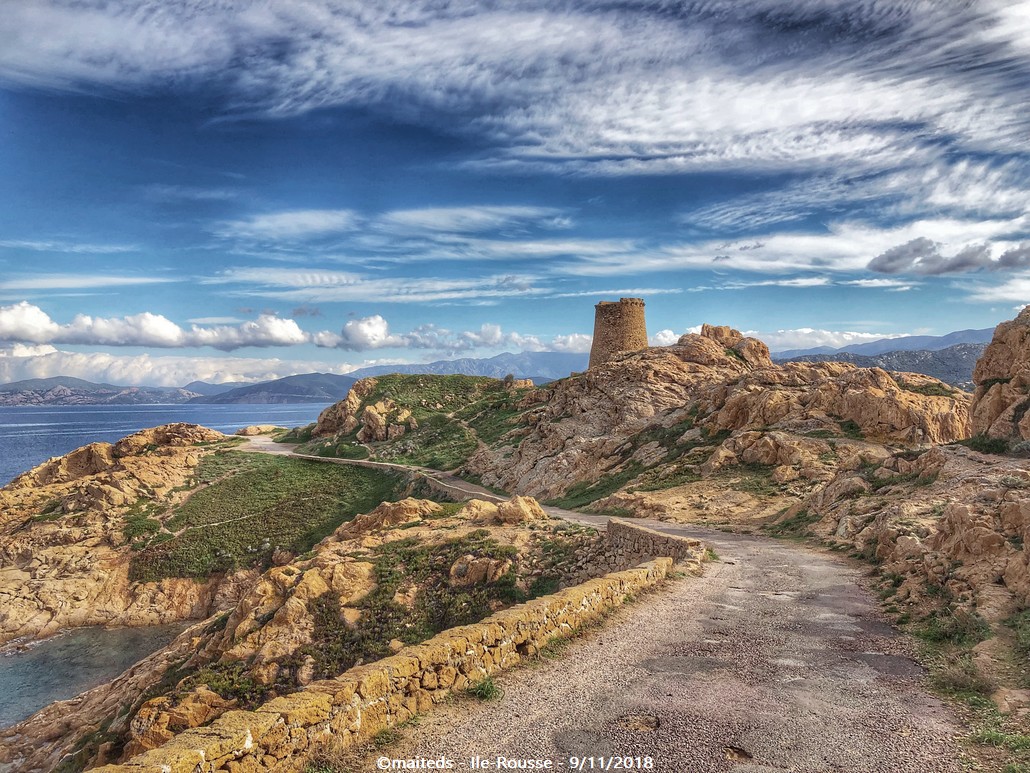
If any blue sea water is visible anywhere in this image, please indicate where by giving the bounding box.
[0,624,187,729]
[0,402,331,485]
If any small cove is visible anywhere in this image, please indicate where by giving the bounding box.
[0,623,187,728]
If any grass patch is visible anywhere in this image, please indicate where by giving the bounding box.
[765,509,820,537]
[957,435,1011,455]
[981,377,1013,390]
[129,452,406,581]
[895,378,958,397]
[466,676,502,701]
[547,463,644,509]
[915,608,992,647]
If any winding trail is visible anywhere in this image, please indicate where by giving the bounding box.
[242,438,968,772]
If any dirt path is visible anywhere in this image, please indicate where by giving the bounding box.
[240,438,968,771]
[364,528,967,772]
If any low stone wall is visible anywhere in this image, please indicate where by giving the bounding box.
[603,519,705,569]
[95,558,674,773]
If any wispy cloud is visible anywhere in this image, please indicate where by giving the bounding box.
[3,1,1027,179]
[216,209,360,241]
[206,267,544,304]
[0,240,138,254]
[376,206,568,235]
[0,274,175,291]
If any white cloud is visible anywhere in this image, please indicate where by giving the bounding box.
[649,329,679,346]
[966,275,1030,304]
[0,302,60,342]
[0,303,310,351]
[746,327,910,353]
[2,1,1025,179]
[217,209,360,241]
[209,267,544,304]
[549,333,592,353]
[0,345,358,388]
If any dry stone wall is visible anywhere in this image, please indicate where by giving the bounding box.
[94,556,677,773]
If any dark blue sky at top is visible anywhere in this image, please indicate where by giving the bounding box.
[0,0,1027,384]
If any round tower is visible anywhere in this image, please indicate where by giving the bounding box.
[588,297,648,368]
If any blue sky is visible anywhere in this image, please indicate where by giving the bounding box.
[0,0,1028,385]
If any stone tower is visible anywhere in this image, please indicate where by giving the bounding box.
[589,297,648,368]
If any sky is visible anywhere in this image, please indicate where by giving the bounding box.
[0,0,1028,386]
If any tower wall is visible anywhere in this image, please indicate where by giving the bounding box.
[589,297,648,368]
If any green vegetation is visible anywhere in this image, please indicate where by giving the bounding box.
[128,452,406,582]
[982,377,1013,389]
[839,419,863,439]
[894,378,957,397]
[297,374,534,471]
[1006,609,1030,666]
[301,530,553,681]
[275,422,316,443]
[915,608,991,648]
[958,435,1011,455]
[765,508,820,537]
[547,463,644,509]
[466,675,502,701]
[174,661,271,708]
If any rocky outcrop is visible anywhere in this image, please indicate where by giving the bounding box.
[0,424,233,645]
[971,307,1030,442]
[311,378,418,443]
[799,445,1030,612]
[701,362,969,445]
[466,324,969,501]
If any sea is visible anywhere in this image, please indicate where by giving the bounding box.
[0,402,332,485]
[0,402,332,728]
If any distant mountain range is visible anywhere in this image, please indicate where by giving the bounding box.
[772,327,994,358]
[182,380,250,396]
[349,351,589,381]
[0,377,198,406]
[187,373,358,404]
[782,343,985,390]
[0,332,997,407]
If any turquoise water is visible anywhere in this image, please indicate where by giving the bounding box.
[0,403,330,484]
[0,624,187,728]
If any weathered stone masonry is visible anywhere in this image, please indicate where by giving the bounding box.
[94,523,703,773]
[588,297,648,369]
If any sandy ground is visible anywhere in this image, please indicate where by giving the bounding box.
[349,527,968,773]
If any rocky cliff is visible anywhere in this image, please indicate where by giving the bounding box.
[0,424,238,645]
[971,306,1030,443]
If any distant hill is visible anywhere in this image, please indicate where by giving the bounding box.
[349,351,588,381]
[780,343,986,390]
[188,373,358,404]
[182,380,251,396]
[0,376,198,405]
[775,328,994,359]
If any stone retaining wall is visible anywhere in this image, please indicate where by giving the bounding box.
[95,558,675,773]
[602,519,705,569]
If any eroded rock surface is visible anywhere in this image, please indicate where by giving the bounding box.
[972,306,1030,442]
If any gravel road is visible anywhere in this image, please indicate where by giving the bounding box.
[358,527,967,773]
[242,439,968,772]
